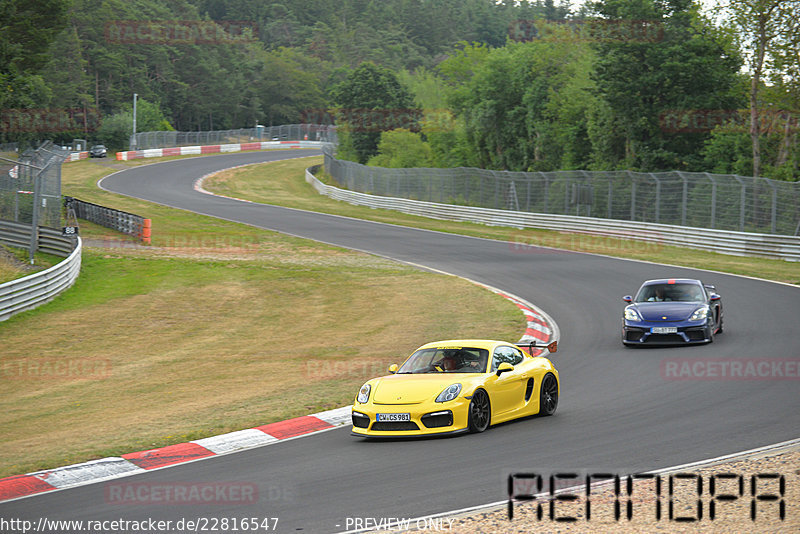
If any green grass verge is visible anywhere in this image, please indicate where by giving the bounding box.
[204,156,800,286]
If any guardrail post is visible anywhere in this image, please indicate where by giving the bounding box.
[142,219,151,244]
[705,172,717,229]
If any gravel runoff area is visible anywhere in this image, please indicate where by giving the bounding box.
[372,440,799,533]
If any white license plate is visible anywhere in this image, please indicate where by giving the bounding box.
[376,413,411,422]
[652,327,678,334]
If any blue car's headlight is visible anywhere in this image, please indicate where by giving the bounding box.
[435,384,461,403]
[357,383,371,404]
[690,307,710,321]
[624,307,642,322]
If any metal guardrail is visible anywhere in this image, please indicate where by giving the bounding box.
[0,235,81,322]
[306,166,800,262]
[0,220,75,256]
[64,197,149,241]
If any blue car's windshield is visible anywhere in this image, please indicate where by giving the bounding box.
[397,347,488,374]
[635,283,704,303]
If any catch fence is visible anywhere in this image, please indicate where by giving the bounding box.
[323,149,800,236]
[131,124,337,150]
[0,141,67,231]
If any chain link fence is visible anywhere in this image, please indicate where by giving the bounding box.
[1,141,67,229]
[323,148,800,236]
[1,141,69,261]
[130,124,337,150]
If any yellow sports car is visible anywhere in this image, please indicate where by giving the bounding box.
[351,339,559,437]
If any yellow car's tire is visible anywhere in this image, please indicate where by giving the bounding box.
[467,389,491,433]
[539,373,558,416]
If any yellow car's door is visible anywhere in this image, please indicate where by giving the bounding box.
[487,346,530,419]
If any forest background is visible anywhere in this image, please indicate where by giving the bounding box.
[1,0,798,180]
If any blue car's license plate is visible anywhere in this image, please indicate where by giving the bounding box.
[652,326,678,334]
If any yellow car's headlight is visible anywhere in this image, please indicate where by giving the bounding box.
[357,383,371,404]
[435,383,461,403]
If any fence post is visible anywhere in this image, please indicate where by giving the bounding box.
[705,172,717,229]
[651,173,660,223]
[681,173,688,226]
[629,171,636,221]
[734,175,746,232]
[767,179,777,234]
[543,172,550,214]
[28,169,41,263]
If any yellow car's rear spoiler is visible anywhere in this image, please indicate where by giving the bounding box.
[515,340,558,355]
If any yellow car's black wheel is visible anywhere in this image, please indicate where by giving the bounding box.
[467,389,491,433]
[539,373,558,416]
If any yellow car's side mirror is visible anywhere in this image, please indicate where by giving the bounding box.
[388,364,399,374]
[496,362,514,376]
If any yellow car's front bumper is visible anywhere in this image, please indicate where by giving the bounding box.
[351,397,472,437]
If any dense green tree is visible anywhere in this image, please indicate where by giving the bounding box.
[714,0,800,179]
[95,98,174,150]
[0,0,71,144]
[331,62,417,163]
[443,37,596,171]
[367,129,433,168]
[0,0,71,76]
[587,0,744,171]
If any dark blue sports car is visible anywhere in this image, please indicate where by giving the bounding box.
[622,279,723,346]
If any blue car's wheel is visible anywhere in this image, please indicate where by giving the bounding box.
[467,389,490,433]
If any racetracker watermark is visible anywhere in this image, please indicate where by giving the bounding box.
[302,108,425,133]
[1,358,111,380]
[85,235,260,252]
[305,359,389,380]
[659,109,800,134]
[0,108,101,133]
[661,358,800,381]
[509,19,664,43]
[0,517,279,533]
[105,20,259,45]
[105,481,258,505]
[509,230,663,255]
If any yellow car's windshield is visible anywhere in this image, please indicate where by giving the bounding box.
[397,347,488,374]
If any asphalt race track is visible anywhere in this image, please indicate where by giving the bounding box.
[3,150,799,532]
